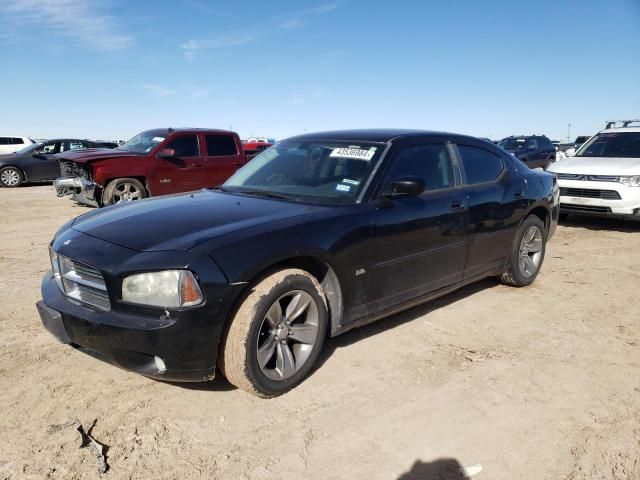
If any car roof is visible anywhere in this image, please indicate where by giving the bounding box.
[284,129,481,143]
[165,127,236,134]
[600,127,640,134]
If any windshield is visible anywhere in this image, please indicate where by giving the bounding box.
[14,143,41,155]
[223,140,385,205]
[117,130,166,154]
[498,138,528,150]
[577,132,640,158]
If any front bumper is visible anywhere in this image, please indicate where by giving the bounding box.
[38,228,241,382]
[54,177,100,207]
[558,179,640,218]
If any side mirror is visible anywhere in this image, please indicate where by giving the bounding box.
[157,148,176,158]
[386,176,426,197]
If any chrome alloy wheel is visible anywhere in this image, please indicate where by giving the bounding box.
[518,225,543,277]
[113,182,142,202]
[1,169,20,186]
[256,290,320,381]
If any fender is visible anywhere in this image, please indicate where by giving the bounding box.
[91,156,154,186]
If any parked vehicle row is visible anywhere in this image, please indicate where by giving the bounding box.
[38,128,559,397]
[0,136,35,154]
[497,135,556,169]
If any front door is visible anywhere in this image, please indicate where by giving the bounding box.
[151,133,206,195]
[28,141,64,180]
[366,140,467,314]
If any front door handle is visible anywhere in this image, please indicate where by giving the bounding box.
[514,190,523,198]
[450,200,465,211]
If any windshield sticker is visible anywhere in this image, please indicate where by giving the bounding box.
[342,178,360,185]
[330,147,377,161]
[336,184,351,192]
[152,137,165,142]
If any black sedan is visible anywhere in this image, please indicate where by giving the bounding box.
[38,129,559,397]
[0,139,112,187]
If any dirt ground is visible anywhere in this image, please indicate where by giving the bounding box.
[0,185,639,480]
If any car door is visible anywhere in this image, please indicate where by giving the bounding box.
[151,133,205,194]
[454,142,526,280]
[202,133,246,186]
[27,141,64,181]
[366,139,467,314]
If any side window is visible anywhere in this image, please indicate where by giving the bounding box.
[386,144,454,191]
[205,135,238,156]
[67,141,86,151]
[458,145,504,184]
[38,142,62,154]
[166,135,199,157]
[526,138,538,150]
[11,137,24,145]
[0,138,9,145]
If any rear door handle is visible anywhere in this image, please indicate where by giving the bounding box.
[514,190,523,198]
[450,200,465,211]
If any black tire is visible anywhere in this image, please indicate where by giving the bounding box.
[102,178,146,206]
[500,215,547,287]
[0,166,24,187]
[559,212,569,222]
[219,268,328,397]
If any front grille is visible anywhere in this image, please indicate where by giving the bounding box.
[59,160,91,180]
[556,173,619,182]
[561,204,612,213]
[54,254,110,311]
[560,187,621,200]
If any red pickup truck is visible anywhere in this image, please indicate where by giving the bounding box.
[54,128,249,207]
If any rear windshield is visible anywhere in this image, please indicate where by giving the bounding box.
[577,132,640,158]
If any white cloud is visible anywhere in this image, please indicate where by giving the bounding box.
[142,84,175,97]
[181,34,255,60]
[0,0,131,51]
[181,0,235,18]
[279,18,301,29]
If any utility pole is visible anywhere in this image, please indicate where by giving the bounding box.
[567,123,571,143]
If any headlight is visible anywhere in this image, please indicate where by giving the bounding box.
[619,175,640,187]
[121,270,204,308]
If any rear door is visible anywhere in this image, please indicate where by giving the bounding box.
[202,133,245,186]
[151,133,205,194]
[454,142,526,279]
[366,139,467,312]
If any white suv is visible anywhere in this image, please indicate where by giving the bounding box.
[548,120,640,219]
[0,136,35,154]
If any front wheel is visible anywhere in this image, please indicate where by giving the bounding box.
[500,215,547,287]
[0,167,23,187]
[102,178,146,206]
[219,268,328,397]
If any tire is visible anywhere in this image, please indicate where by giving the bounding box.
[219,268,328,397]
[0,166,24,187]
[559,213,569,222]
[500,215,547,287]
[102,178,146,206]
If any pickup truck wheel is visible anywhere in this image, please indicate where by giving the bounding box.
[102,178,146,206]
[0,167,23,187]
[219,268,328,397]
[499,215,546,287]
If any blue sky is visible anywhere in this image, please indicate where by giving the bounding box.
[0,0,639,142]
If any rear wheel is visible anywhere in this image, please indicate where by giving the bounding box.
[102,178,146,206]
[0,167,23,187]
[219,268,328,397]
[500,215,546,287]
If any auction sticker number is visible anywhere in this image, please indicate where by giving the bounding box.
[330,147,377,161]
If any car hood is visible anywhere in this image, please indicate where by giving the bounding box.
[56,148,144,164]
[69,190,328,252]
[548,156,640,175]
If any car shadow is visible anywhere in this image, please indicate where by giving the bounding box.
[560,214,640,232]
[397,458,471,479]
[315,278,497,371]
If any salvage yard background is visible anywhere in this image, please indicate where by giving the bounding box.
[0,186,639,479]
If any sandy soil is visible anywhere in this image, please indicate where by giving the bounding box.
[0,185,639,480]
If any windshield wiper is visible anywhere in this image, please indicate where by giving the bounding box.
[235,189,291,200]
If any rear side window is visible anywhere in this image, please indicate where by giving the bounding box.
[11,137,24,144]
[386,144,454,191]
[0,138,9,145]
[458,145,504,184]
[206,135,238,156]
[166,135,199,157]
